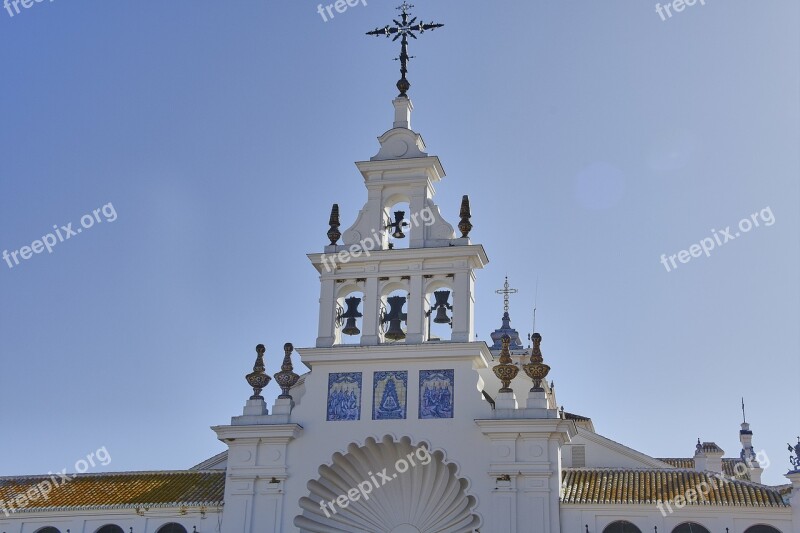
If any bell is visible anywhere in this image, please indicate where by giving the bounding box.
[342,317,360,336]
[340,296,363,336]
[383,295,407,340]
[433,307,450,324]
[431,290,452,324]
[388,211,408,239]
[385,318,406,340]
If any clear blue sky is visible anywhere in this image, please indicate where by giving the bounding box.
[1,1,797,485]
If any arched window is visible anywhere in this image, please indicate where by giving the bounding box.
[35,528,61,533]
[335,289,365,345]
[384,200,411,250]
[672,523,711,533]
[743,526,783,533]
[156,524,188,533]
[380,287,409,343]
[603,521,643,533]
[95,526,124,533]
[424,279,454,342]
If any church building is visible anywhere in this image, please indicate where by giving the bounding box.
[1,4,798,533]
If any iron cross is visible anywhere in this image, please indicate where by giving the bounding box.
[366,2,444,97]
[495,276,518,313]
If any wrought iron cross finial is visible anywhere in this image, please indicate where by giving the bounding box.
[366,3,444,97]
[741,397,747,423]
[495,276,518,313]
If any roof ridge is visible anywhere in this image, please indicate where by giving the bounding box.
[10,501,225,514]
[0,469,224,481]
[562,467,781,489]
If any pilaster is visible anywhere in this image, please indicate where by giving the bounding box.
[476,418,576,533]
[406,274,424,343]
[786,470,800,527]
[212,424,303,533]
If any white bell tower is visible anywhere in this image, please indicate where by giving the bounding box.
[308,96,488,348]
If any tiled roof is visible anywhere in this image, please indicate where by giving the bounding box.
[564,412,591,422]
[561,468,787,507]
[656,458,751,479]
[658,458,695,469]
[697,442,724,454]
[0,471,225,512]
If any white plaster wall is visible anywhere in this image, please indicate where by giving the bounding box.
[278,343,496,532]
[567,430,669,469]
[561,504,793,533]
[0,508,221,533]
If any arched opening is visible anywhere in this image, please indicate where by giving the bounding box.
[603,521,642,533]
[335,288,364,345]
[424,279,453,342]
[95,526,125,533]
[295,435,480,532]
[672,523,711,533]
[384,200,411,250]
[34,528,61,533]
[380,287,409,343]
[743,526,783,533]
[156,524,188,533]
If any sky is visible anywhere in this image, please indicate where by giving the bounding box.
[0,1,798,486]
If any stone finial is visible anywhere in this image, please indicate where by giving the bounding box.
[274,342,300,400]
[245,344,272,400]
[492,334,519,393]
[458,195,472,238]
[327,204,341,245]
[523,332,550,392]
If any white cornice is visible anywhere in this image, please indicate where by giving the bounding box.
[307,244,489,274]
[211,424,303,442]
[355,155,444,182]
[297,341,491,368]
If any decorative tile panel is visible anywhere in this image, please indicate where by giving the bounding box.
[419,369,454,419]
[327,372,362,421]
[372,371,408,420]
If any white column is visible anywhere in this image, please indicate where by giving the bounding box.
[518,436,553,533]
[316,278,336,347]
[486,433,519,533]
[408,191,426,249]
[452,268,474,342]
[406,274,424,343]
[491,478,517,533]
[361,276,380,346]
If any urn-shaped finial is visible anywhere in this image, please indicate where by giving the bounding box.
[246,344,272,400]
[458,195,472,238]
[522,333,550,392]
[327,204,341,245]
[492,334,519,393]
[274,342,300,400]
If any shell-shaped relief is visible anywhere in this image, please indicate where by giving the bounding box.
[295,435,481,533]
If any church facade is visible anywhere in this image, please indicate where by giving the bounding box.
[1,7,798,533]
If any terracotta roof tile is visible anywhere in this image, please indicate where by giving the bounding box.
[561,468,786,507]
[0,471,225,512]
